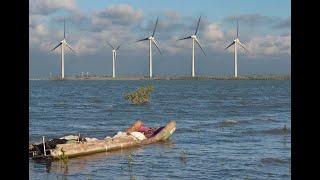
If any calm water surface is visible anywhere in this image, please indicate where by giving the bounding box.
[29,80,291,179]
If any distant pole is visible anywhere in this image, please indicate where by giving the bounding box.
[81,72,84,78]
[42,136,46,156]
[49,72,52,80]
[87,72,89,77]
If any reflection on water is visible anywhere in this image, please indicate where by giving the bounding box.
[33,140,176,178]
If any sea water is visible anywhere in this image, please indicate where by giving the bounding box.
[29,80,291,179]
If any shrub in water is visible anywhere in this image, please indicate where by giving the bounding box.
[124,85,154,104]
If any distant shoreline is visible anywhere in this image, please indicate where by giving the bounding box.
[30,75,291,81]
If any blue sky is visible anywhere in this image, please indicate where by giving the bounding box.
[77,0,290,19]
[29,0,291,78]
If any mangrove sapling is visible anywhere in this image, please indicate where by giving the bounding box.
[127,152,134,170]
[179,149,188,165]
[58,147,69,164]
[57,148,69,175]
[124,85,154,104]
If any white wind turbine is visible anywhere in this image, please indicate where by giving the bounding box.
[177,16,206,77]
[136,17,162,78]
[225,18,248,78]
[106,42,121,78]
[51,19,76,79]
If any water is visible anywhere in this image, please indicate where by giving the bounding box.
[29,80,291,179]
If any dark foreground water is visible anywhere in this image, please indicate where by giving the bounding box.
[29,80,291,180]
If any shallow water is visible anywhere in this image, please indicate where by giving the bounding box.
[29,80,291,179]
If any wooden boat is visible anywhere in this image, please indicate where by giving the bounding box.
[29,120,176,160]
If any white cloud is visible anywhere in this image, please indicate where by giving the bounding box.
[29,23,50,46]
[246,34,291,57]
[91,4,143,26]
[164,10,181,19]
[30,0,77,15]
[203,23,224,41]
[34,24,49,36]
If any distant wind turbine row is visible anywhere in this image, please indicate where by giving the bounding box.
[50,17,248,79]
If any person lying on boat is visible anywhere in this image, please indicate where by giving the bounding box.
[125,120,165,138]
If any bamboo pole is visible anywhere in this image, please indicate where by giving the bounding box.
[42,136,46,156]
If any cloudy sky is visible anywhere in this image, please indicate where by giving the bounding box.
[29,0,291,78]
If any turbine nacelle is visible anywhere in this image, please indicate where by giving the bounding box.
[136,18,162,55]
[52,21,75,54]
[176,16,206,56]
[112,49,116,52]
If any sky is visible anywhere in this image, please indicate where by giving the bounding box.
[29,0,291,78]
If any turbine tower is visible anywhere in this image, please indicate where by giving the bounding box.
[51,19,76,79]
[225,18,248,78]
[106,42,121,78]
[177,16,206,77]
[136,17,162,78]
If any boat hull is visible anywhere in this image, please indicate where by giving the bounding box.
[43,120,176,160]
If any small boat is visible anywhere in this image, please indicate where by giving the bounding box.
[29,120,176,160]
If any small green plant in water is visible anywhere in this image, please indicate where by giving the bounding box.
[86,173,93,180]
[220,160,224,167]
[124,85,154,104]
[127,152,136,180]
[282,125,289,133]
[179,149,188,165]
[58,147,69,164]
[127,152,134,169]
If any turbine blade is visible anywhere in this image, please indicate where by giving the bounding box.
[65,42,76,53]
[116,44,121,50]
[195,38,206,56]
[64,18,66,39]
[152,39,162,55]
[51,42,62,51]
[177,36,192,41]
[195,16,201,35]
[152,17,159,37]
[107,41,115,49]
[136,37,149,42]
[224,41,235,50]
[237,18,239,38]
[238,41,248,52]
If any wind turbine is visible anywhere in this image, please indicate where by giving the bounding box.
[136,17,162,78]
[51,19,76,79]
[225,18,248,78]
[106,42,121,78]
[177,16,206,77]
